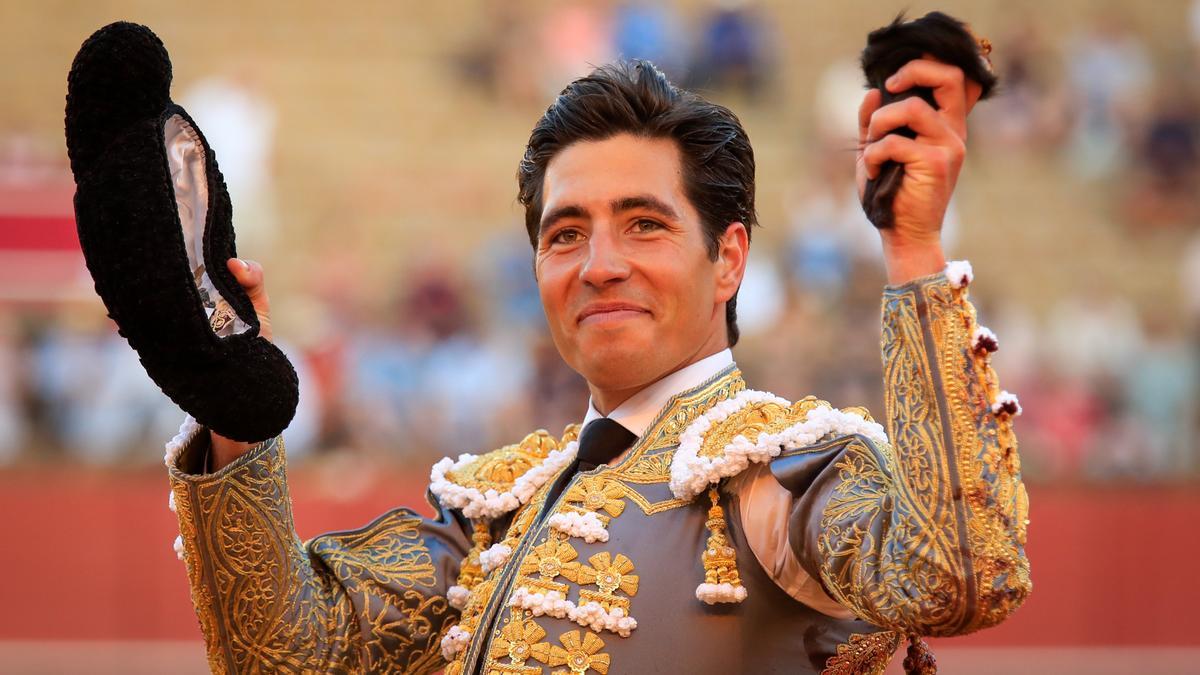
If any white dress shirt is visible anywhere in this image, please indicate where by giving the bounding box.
[580,349,854,619]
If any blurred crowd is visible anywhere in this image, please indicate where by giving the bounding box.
[0,1,1198,483]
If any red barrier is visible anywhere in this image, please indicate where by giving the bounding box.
[0,468,1195,646]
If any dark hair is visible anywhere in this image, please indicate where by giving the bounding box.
[518,60,757,347]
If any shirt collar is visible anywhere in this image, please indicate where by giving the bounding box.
[581,348,735,438]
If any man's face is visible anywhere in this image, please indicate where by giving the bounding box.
[534,133,745,402]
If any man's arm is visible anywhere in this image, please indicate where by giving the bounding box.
[167,423,471,673]
[771,263,1029,636]
[766,55,1028,635]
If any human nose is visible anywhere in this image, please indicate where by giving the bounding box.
[578,226,630,287]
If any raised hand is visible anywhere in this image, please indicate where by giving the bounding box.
[856,56,984,283]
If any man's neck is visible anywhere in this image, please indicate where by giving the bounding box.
[588,345,729,416]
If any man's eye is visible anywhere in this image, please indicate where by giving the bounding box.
[633,219,663,232]
[551,229,581,244]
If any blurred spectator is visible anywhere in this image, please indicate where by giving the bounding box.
[1118,311,1198,475]
[687,0,772,98]
[29,313,181,463]
[1062,12,1154,179]
[538,3,615,98]
[453,4,543,106]
[612,2,686,80]
[970,15,1071,155]
[1118,74,1200,229]
[344,264,531,460]
[1184,232,1200,322]
[0,316,26,463]
[1046,290,1143,382]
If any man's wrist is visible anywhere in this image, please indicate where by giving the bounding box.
[210,430,258,471]
[880,237,946,286]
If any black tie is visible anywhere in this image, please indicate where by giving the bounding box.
[538,418,636,518]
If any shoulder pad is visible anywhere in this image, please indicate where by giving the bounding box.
[669,390,887,500]
[430,424,581,519]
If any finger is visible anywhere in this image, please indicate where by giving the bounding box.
[857,88,883,146]
[866,96,957,146]
[964,78,984,115]
[226,257,267,300]
[861,134,950,180]
[885,58,971,134]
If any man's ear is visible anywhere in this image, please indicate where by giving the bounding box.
[714,222,749,304]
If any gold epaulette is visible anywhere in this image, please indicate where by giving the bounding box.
[444,424,581,495]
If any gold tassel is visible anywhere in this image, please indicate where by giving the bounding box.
[696,487,747,604]
[903,635,937,675]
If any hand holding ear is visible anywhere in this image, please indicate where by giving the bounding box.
[855,56,984,282]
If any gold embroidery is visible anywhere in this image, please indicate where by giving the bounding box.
[564,476,626,518]
[618,487,689,515]
[575,552,639,612]
[169,437,453,673]
[489,615,554,670]
[812,274,1030,636]
[519,538,584,586]
[618,452,672,484]
[822,631,902,675]
[540,630,611,674]
[455,425,582,669]
[696,399,794,459]
[448,429,561,494]
[454,520,493,593]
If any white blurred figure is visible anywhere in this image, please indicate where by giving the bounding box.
[181,72,278,256]
[732,256,785,338]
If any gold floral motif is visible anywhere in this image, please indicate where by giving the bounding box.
[519,538,584,585]
[822,631,902,675]
[576,552,639,612]
[564,476,626,518]
[540,630,611,674]
[577,552,639,597]
[489,615,553,668]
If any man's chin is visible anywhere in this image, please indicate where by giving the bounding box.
[573,340,660,389]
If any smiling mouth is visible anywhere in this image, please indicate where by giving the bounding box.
[577,306,649,326]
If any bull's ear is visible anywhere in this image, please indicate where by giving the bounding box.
[66,21,172,177]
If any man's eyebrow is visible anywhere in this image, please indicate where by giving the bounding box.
[539,204,589,237]
[611,195,680,220]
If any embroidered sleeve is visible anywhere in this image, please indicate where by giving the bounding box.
[770,263,1031,636]
[166,426,471,674]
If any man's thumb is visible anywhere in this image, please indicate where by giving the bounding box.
[226,258,264,298]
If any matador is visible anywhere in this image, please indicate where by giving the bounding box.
[153,40,1029,675]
